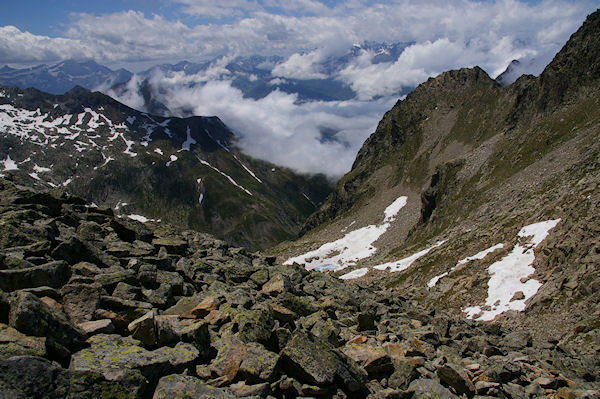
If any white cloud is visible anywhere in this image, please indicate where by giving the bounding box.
[107,71,395,176]
[173,0,264,18]
[271,50,328,79]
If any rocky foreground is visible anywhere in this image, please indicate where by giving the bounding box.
[0,177,597,398]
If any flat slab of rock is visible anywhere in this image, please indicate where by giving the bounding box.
[153,374,235,399]
[0,261,70,291]
[0,323,46,358]
[77,319,115,336]
[70,334,199,381]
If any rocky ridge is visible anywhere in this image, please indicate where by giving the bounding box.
[0,178,598,398]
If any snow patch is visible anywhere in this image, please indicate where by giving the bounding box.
[463,219,561,321]
[1,155,18,171]
[234,155,262,183]
[373,240,446,273]
[166,154,178,166]
[428,243,505,288]
[339,268,369,280]
[284,196,408,271]
[181,126,196,151]
[127,214,156,223]
[198,157,253,196]
[154,148,164,155]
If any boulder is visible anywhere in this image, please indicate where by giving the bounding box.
[77,319,115,336]
[436,363,476,398]
[0,261,70,291]
[152,374,235,399]
[128,310,157,347]
[341,343,394,376]
[233,307,274,345]
[0,356,69,399]
[9,291,86,349]
[0,323,46,358]
[239,342,280,383]
[99,296,153,324]
[190,296,219,319]
[70,334,199,381]
[61,283,102,323]
[280,330,367,392]
[209,333,247,386]
[408,379,459,399]
[51,236,117,268]
[262,274,290,296]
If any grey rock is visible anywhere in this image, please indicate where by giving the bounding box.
[153,374,235,399]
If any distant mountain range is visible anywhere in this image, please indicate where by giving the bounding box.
[0,60,132,95]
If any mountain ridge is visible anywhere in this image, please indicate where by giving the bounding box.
[0,86,331,250]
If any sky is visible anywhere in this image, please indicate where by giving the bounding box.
[1,0,598,177]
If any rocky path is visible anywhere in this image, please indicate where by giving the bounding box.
[0,177,597,398]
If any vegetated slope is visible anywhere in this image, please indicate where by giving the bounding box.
[0,86,330,250]
[278,9,600,347]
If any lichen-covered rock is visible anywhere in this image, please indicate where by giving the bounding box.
[341,343,394,376]
[436,363,476,398]
[0,261,71,291]
[0,323,46,358]
[9,291,86,349]
[280,330,367,392]
[408,378,459,399]
[60,282,102,323]
[69,334,199,381]
[153,374,235,399]
[77,319,115,336]
[239,342,280,383]
[209,333,247,386]
[232,307,274,345]
[0,356,69,399]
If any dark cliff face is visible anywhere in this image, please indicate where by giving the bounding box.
[0,88,331,250]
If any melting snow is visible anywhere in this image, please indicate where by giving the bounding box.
[127,214,155,223]
[198,193,204,204]
[463,219,561,321]
[1,155,18,171]
[181,126,196,151]
[428,243,505,288]
[29,172,41,181]
[166,155,178,166]
[284,196,408,271]
[373,240,446,273]
[62,178,72,187]
[339,268,369,280]
[234,155,262,183]
[154,148,164,155]
[198,158,253,196]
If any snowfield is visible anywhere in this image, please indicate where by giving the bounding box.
[284,196,407,271]
[463,219,561,321]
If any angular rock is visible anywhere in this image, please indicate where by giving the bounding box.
[153,374,235,399]
[262,274,289,296]
[239,342,280,382]
[61,283,102,323]
[180,320,210,357]
[0,323,46,358]
[9,291,86,349]
[408,379,459,399]
[270,304,297,323]
[280,330,367,392]
[0,261,70,291]
[341,343,394,376]
[77,319,115,336]
[69,368,147,399]
[233,307,274,345]
[190,296,219,319]
[0,355,70,399]
[51,236,116,268]
[209,333,247,386]
[99,296,153,324]
[437,363,476,398]
[151,237,188,256]
[70,334,199,381]
[128,310,157,347]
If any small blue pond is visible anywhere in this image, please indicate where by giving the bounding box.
[313,264,337,272]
